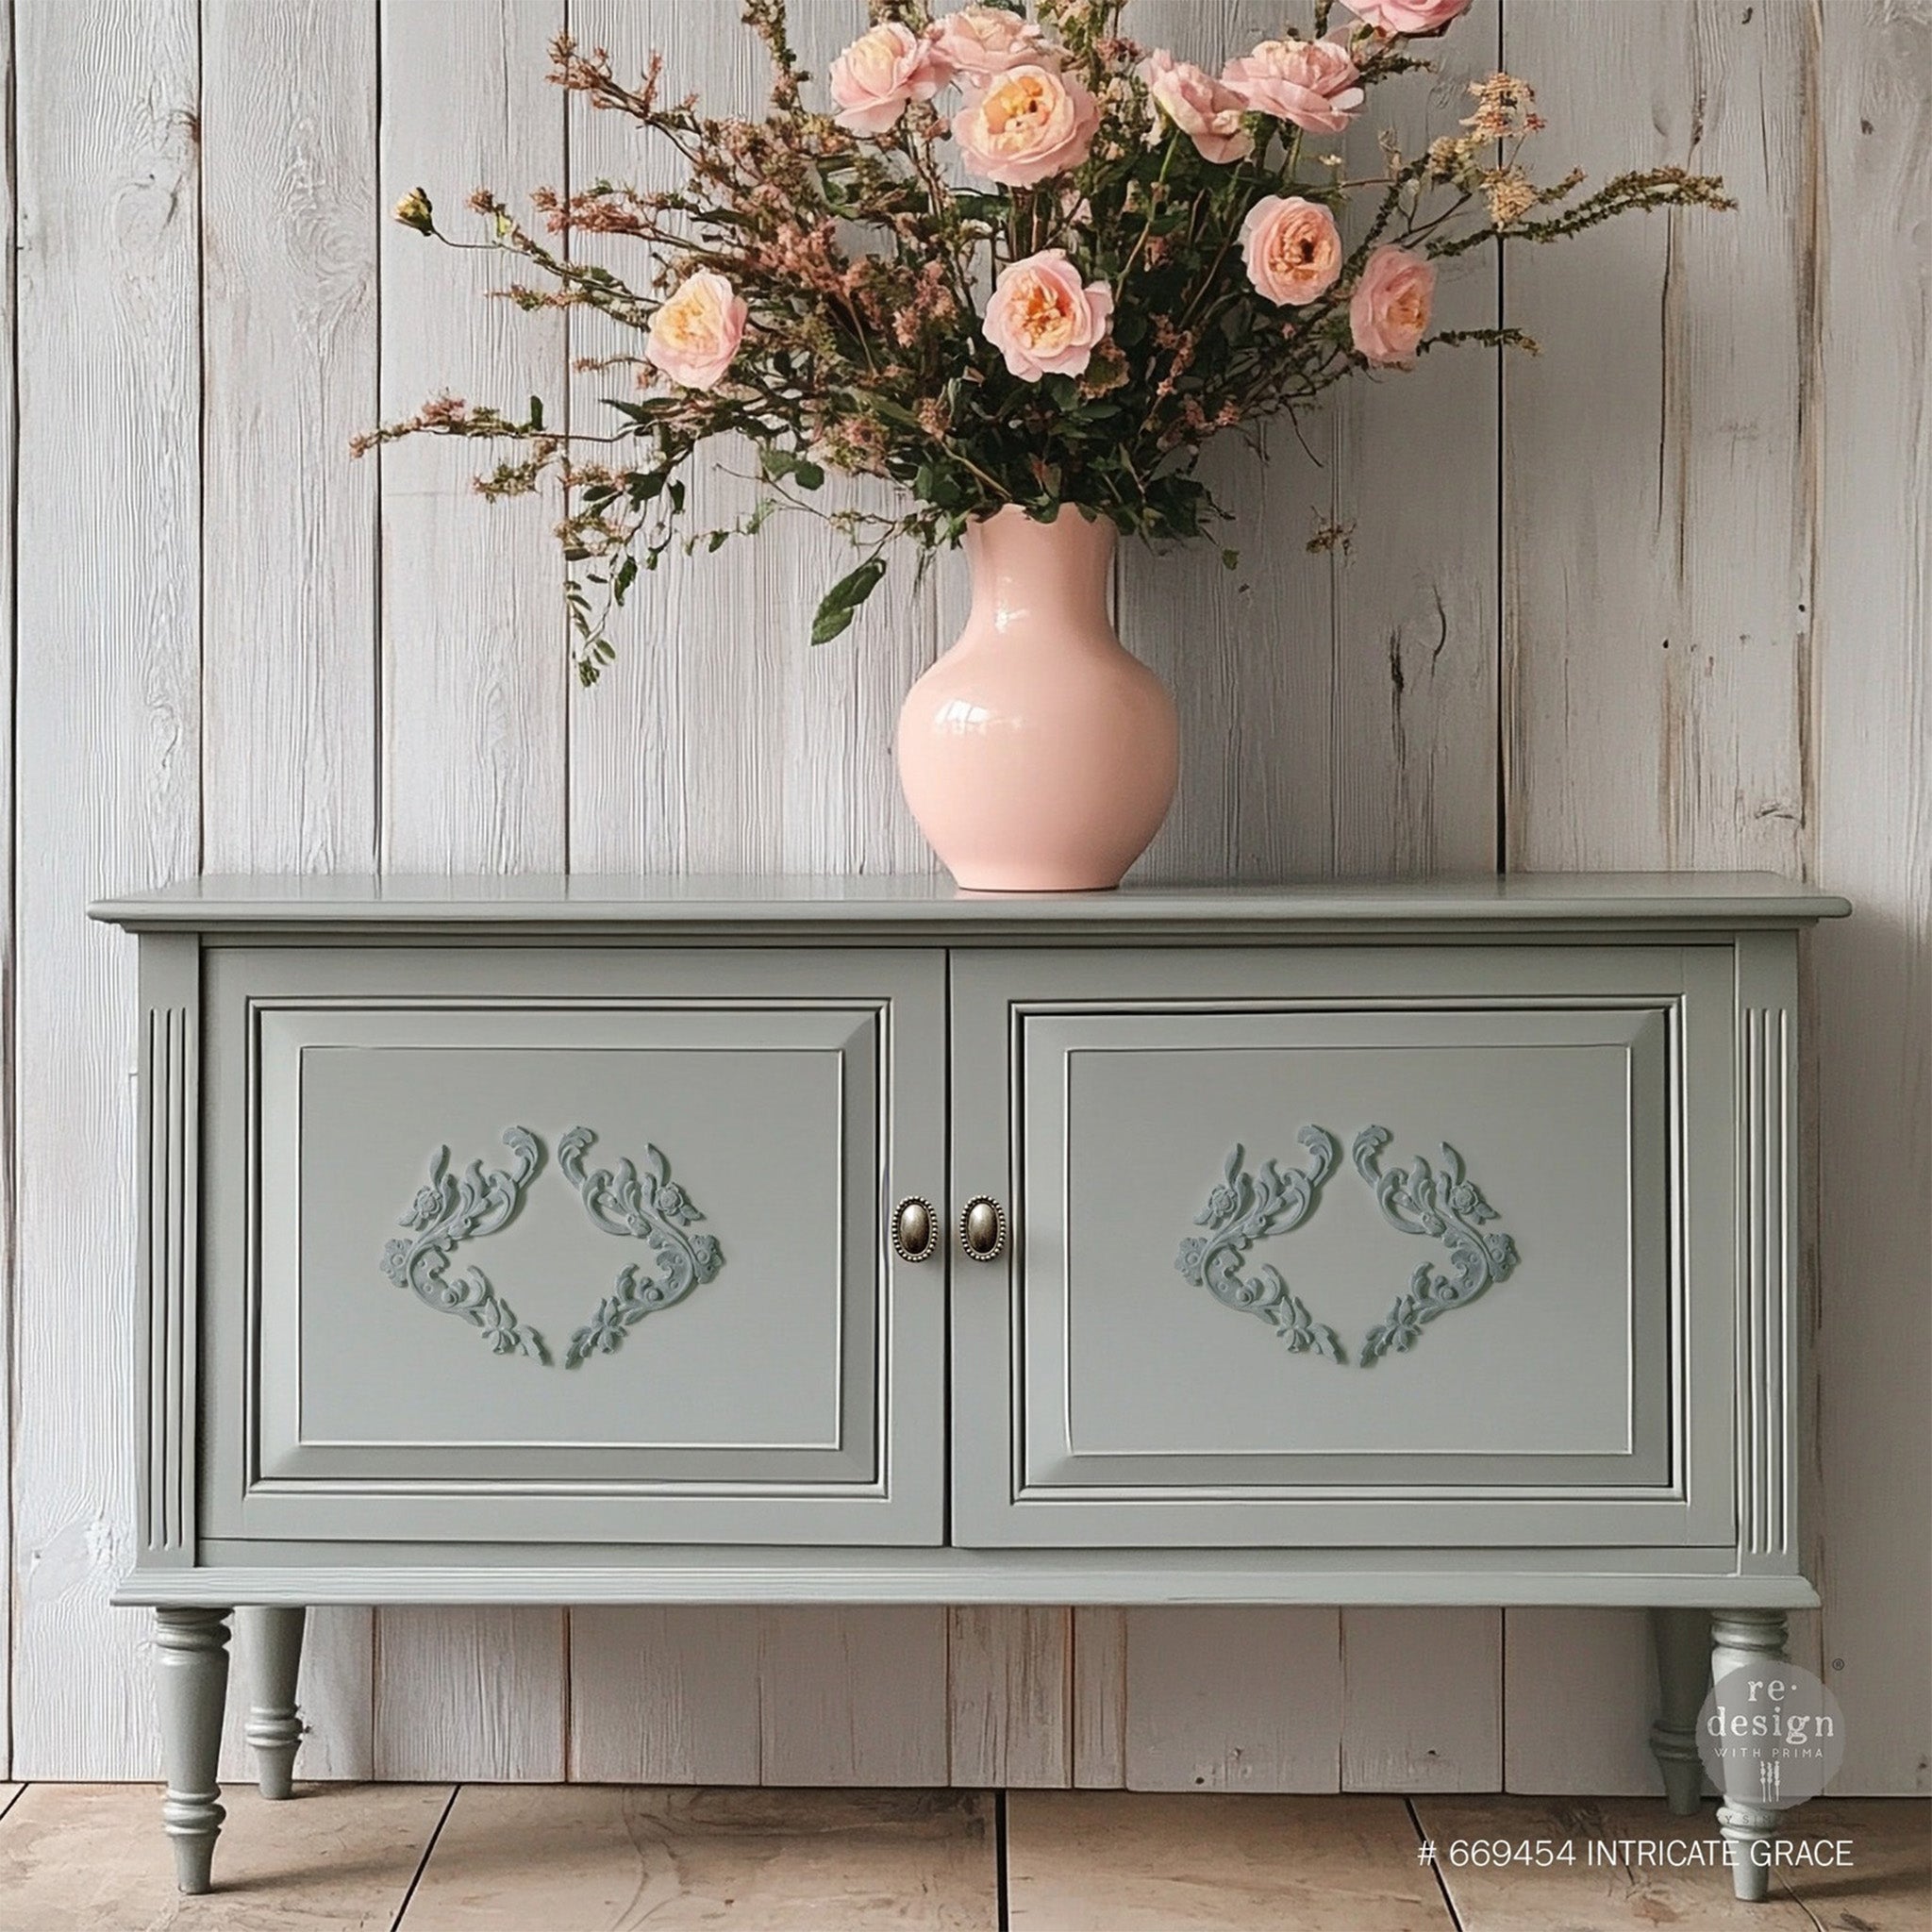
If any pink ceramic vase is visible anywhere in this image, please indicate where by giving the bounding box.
[896,507,1179,892]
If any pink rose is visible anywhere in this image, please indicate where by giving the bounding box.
[1222,37,1364,135]
[1241,195,1343,307]
[830,22,952,137]
[1350,244,1436,365]
[983,249,1114,382]
[645,272,748,391]
[1139,50,1253,165]
[954,64,1101,187]
[928,7,1058,86]
[1347,0,1475,35]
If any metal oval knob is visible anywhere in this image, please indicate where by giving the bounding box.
[891,1197,938,1265]
[958,1196,1007,1263]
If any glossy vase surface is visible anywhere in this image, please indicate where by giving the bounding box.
[895,507,1179,892]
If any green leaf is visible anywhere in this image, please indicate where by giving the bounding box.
[811,558,888,646]
[612,556,639,605]
[758,447,826,491]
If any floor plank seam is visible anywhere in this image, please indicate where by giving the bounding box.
[389,1782,460,1932]
[1406,1796,1466,1931]
[0,1784,24,1827]
[1777,1869,1830,1932]
[994,1788,1011,1931]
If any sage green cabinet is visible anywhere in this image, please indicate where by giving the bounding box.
[948,944,1732,1550]
[91,874,1849,1901]
[200,944,948,1547]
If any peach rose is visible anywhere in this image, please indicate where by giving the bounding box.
[1347,0,1475,35]
[1350,244,1436,365]
[1222,37,1364,135]
[830,22,952,137]
[954,64,1101,187]
[1241,195,1343,307]
[645,272,748,391]
[1139,50,1253,165]
[983,249,1114,382]
[927,7,1057,85]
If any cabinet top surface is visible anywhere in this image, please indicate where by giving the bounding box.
[92,871,1850,935]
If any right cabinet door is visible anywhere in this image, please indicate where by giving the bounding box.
[950,943,1738,1551]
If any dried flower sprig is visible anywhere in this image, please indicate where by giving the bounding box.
[359,1,1730,683]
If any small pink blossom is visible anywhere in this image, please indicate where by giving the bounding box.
[983,249,1114,382]
[1347,0,1476,35]
[645,272,748,391]
[1223,37,1364,135]
[830,22,952,137]
[927,7,1058,86]
[954,64,1101,187]
[1350,244,1436,365]
[1241,195,1343,307]
[1139,50,1253,165]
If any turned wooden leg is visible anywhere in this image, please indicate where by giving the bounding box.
[1711,1609,1788,1903]
[241,1606,307,1800]
[155,1607,232,1895]
[1649,1607,1711,1816]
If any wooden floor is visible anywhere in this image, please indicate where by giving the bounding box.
[0,1785,1923,1931]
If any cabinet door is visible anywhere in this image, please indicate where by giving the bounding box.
[951,944,1737,1550]
[203,946,945,1546]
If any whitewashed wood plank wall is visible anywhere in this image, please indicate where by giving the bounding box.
[4,0,1925,1796]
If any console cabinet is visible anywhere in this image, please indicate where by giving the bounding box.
[92,874,1849,1899]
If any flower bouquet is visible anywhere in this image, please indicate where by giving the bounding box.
[362,0,1729,891]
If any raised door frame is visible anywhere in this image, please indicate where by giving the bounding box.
[949,941,1743,1554]
[199,943,948,1548]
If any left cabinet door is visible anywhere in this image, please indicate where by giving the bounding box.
[198,944,945,1547]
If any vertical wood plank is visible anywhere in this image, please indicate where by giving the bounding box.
[1501,0,1817,1790]
[374,1606,566,1782]
[1332,7,1501,883]
[1503,0,1811,877]
[375,0,571,1786]
[1071,1609,1127,1790]
[948,1607,1071,1790]
[1342,1607,1501,1793]
[10,0,200,1778]
[1126,0,1335,887]
[1503,1607,1657,1795]
[568,1605,761,1784]
[564,0,939,879]
[1814,0,1932,1796]
[202,0,379,875]
[758,1607,950,1787]
[199,0,380,1782]
[381,0,568,875]
[1124,1607,1342,1792]
[563,0,780,876]
[0,0,16,1786]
